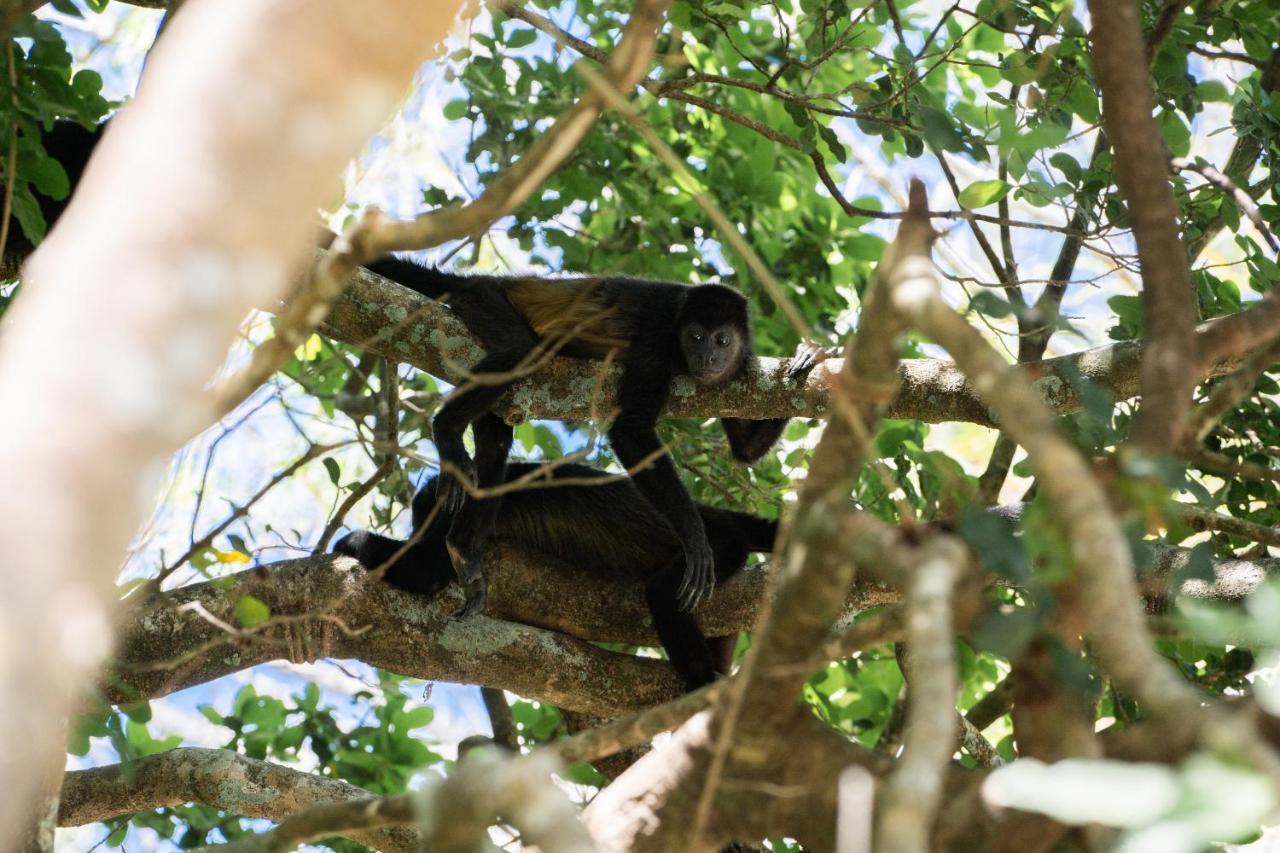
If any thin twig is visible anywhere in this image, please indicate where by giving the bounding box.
[154,442,349,589]
[0,42,19,263]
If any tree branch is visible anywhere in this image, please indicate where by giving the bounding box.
[362,0,673,255]
[1090,0,1198,454]
[320,256,1251,427]
[112,556,685,716]
[0,0,455,838]
[191,751,593,853]
[60,748,421,853]
[889,235,1280,788]
[875,540,966,853]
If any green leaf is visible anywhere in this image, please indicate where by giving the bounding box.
[121,701,152,723]
[1106,294,1143,340]
[957,179,1012,210]
[1000,50,1042,85]
[235,595,271,628]
[26,154,69,200]
[972,608,1038,658]
[323,457,341,486]
[1049,152,1082,184]
[818,126,847,163]
[957,505,1028,581]
[71,68,103,97]
[442,99,470,121]
[969,290,1014,319]
[505,27,537,48]
[398,706,434,730]
[199,706,227,727]
[1158,112,1191,157]
[1196,80,1230,103]
[706,2,747,18]
[919,106,966,153]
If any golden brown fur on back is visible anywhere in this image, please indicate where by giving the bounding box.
[501,276,629,358]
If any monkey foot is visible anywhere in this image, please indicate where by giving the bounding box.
[455,586,487,620]
[675,540,716,612]
[446,540,487,619]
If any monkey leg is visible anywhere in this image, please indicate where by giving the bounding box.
[445,413,514,619]
[333,529,452,596]
[707,635,737,677]
[643,510,754,687]
[646,562,721,690]
[432,285,537,513]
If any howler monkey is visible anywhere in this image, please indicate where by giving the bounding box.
[334,455,779,690]
[7,119,818,624]
[364,256,821,620]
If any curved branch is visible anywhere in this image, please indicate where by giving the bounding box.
[876,540,966,853]
[109,550,901,711]
[363,0,672,254]
[111,556,685,716]
[889,244,1280,787]
[108,539,1280,716]
[59,748,421,853]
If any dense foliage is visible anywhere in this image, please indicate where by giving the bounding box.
[6,0,1280,849]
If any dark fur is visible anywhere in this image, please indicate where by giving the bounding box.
[7,121,814,632]
[335,460,778,689]
[366,257,813,618]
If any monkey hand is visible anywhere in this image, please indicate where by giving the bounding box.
[446,537,488,619]
[786,341,839,380]
[438,457,476,514]
[457,576,488,619]
[676,536,716,612]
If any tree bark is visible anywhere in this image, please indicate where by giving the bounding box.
[0,0,458,844]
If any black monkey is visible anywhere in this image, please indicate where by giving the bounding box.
[363,255,820,619]
[334,457,779,690]
[6,120,820,624]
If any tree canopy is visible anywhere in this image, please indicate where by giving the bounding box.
[3,0,1280,851]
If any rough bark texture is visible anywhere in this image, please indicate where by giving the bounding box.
[322,260,1247,428]
[107,552,899,712]
[60,748,421,853]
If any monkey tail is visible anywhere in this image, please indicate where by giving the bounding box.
[364,256,467,301]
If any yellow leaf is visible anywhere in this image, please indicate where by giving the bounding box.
[293,334,323,362]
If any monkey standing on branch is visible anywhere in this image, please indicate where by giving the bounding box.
[365,256,823,619]
[336,461,779,689]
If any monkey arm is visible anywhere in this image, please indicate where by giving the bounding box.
[607,361,715,613]
[720,416,789,463]
[719,341,841,462]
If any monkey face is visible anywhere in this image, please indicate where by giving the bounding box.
[681,321,746,385]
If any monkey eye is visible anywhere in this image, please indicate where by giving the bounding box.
[692,333,704,342]
[714,333,729,346]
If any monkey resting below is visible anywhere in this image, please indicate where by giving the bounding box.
[335,453,778,690]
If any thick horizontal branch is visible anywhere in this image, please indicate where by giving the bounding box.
[112,555,685,716]
[109,550,899,711]
[320,263,1247,427]
[109,541,1278,712]
[59,748,420,853]
[1143,545,1280,606]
